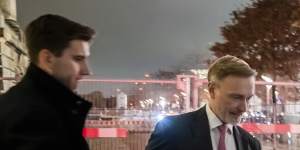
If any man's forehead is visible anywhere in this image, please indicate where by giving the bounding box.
[65,41,90,56]
[64,49,90,58]
[72,50,90,57]
[219,75,255,83]
[217,76,255,91]
[67,40,90,48]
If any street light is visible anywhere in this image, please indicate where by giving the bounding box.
[144,73,150,78]
[159,96,167,110]
[261,75,277,149]
[180,92,187,97]
[173,94,179,99]
[261,75,273,105]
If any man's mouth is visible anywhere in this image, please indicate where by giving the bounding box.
[76,76,82,80]
[230,112,241,116]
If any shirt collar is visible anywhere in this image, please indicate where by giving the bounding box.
[206,104,233,134]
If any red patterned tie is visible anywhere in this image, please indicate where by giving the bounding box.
[218,124,226,150]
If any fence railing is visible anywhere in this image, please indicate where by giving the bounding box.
[85,104,300,150]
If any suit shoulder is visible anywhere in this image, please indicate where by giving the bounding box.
[0,84,36,109]
[168,109,199,122]
[154,109,200,135]
[237,126,261,146]
[237,126,255,138]
[0,83,56,123]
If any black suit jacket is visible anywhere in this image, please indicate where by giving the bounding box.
[0,64,92,150]
[146,106,261,150]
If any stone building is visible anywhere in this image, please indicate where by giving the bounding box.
[0,0,29,93]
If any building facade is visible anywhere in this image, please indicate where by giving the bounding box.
[0,0,29,93]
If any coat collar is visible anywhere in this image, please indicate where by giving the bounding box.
[190,105,213,150]
[190,105,249,150]
[233,126,246,150]
[206,104,233,134]
[20,63,91,128]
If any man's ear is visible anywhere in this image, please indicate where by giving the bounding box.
[208,82,215,99]
[37,49,55,74]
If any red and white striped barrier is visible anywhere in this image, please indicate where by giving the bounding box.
[85,120,151,126]
[240,123,300,134]
[83,128,128,138]
[84,122,300,137]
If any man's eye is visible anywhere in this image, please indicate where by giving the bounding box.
[74,56,84,61]
[246,96,253,101]
[230,95,240,99]
[230,95,243,100]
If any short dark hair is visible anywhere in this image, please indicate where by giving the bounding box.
[208,55,257,83]
[25,14,96,63]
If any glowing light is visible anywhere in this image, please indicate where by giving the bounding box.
[157,114,165,121]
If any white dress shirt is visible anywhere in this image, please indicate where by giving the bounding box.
[206,105,237,150]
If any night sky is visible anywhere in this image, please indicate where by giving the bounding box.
[17,0,249,79]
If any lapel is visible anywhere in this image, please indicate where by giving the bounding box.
[233,126,248,150]
[189,106,213,150]
[189,106,253,150]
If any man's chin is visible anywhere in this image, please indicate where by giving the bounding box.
[70,82,78,91]
[231,121,239,125]
[226,117,241,125]
[71,86,77,91]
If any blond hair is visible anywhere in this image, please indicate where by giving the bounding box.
[208,55,256,83]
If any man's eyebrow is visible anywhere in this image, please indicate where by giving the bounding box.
[228,93,244,97]
[228,93,254,99]
[72,55,86,60]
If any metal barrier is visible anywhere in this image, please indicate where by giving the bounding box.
[83,105,300,150]
[86,131,150,150]
[2,73,300,149]
[77,78,300,149]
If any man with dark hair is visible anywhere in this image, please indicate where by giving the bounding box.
[146,55,261,150]
[0,14,95,150]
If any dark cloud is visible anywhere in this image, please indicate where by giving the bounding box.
[17,0,249,78]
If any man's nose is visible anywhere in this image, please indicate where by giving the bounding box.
[81,62,92,76]
[238,99,248,112]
